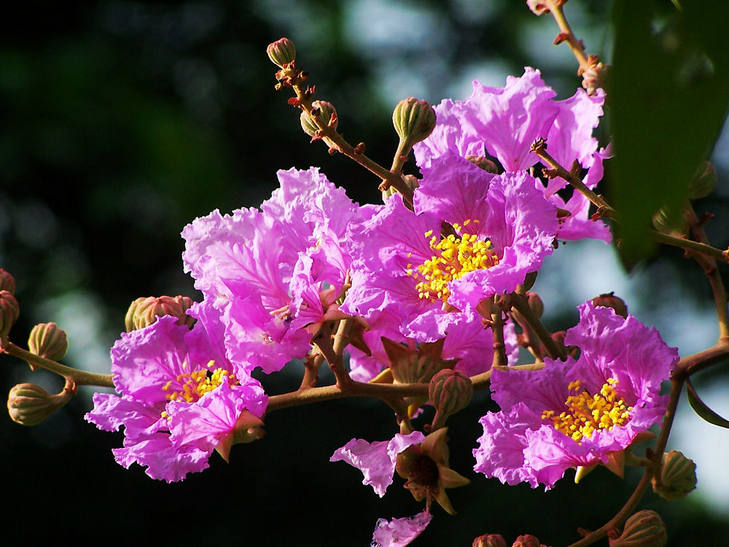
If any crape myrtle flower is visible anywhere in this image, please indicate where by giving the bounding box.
[414,67,611,243]
[473,302,679,490]
[370,510,433,547]
[86,312,267,482]
[182,167,372,374]
[342,154,558,343]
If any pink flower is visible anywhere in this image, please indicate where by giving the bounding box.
[370,510,433,547]
[473,302,679,489]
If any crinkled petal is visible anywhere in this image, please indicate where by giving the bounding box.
[370,510,432,547]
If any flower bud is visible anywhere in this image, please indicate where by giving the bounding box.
[7,381,75,426]
[300,100,338,137]
[526,1,551,15]
[609,510,667,547]
[688,161,717,200]
[429,369,473,430]
[125,295,195,332]
[28,322,68,361]
[266,37,296,68]
[652,450,697,500]
[512,535,542,547]
[651,206,688,236]
[591,292,628,318]
[393,97,436,148]
[0,268,16,294]
[473,534,507,547]
[0,290,20,341]
[526,292,544,318]
[466,155,499,173]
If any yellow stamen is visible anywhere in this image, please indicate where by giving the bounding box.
[541,378,632,443]
[162,361,237,404]
[407,220,499,303]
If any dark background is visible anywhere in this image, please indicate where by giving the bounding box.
[1,1,728,545]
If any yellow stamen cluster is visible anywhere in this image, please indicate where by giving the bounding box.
[541,378,632,443]
[406,220,499,303]
[162,360,235,403]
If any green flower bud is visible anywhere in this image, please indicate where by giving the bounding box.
[300,100,338,138]
[609,510,667,547]
[124,295,195,332]
[473,534,508,547]
[688,161,717,200]
[429,369,473,430]
[28,322,68,361]
[526,292,544,318]
[591,292,628,318]
[266,37,296,68]
[651,206,688,236]
[0,268,16,294]
[393,97,436,148]
[652,450,697,500]
[7,381,75,426]
[0,290,20,341]
[512,535,543,547]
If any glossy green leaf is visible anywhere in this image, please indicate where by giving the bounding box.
[686,377,729,429]
[608,0,729,266]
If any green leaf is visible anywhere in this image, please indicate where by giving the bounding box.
[686,377,729,429]
[608,0,729,266]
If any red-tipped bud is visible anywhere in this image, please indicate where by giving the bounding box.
[125,295,195,332]
[688,161,717,200]
[473,534,508,547]
[652,450,697,500]
[266,37,296,68]
[7,381,75,426]
[512,535,543,547]
[526,1,551,15]
[28,322,68,362]
[393,97,436,148]
[0,290,19,341]
[429,369,473,430]
[300,100,338,138]
[0,268,16,294]
[591,292,628,318]
[526,291,544,318]
[609,510,667,547]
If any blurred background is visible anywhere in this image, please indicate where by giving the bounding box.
[1,1,728,545]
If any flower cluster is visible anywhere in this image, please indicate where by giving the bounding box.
[82,33,682,547]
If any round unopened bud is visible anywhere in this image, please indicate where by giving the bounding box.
[526,292,544,318]
[688,161,717,200]
[125,295,195,332]
[651,206,688,236]
[591,292,628,318]
[466,155,499,173]
[393,97,436,148]
[0,268,16,294]
[429,369,473,430]
[512,535,542,547]
[7,381,74,426]
[652,450,697,500]
[0,290,20,341]
[473,534,507,547]
[300,100,338,137]
[609,510,667,547]
[28,322,68,361]
[266,37,296,68]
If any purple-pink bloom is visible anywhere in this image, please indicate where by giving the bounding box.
[330,431,425,497]
[343,155,558,342]
[370,510,432,547]
[86,315,267,482]
[473,302,679,490]
[182,167,368,374]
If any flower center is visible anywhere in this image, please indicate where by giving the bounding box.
[408,453,440,489]
[162,360,235,403]
[541,378,632,443]
[406,220,499,304]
